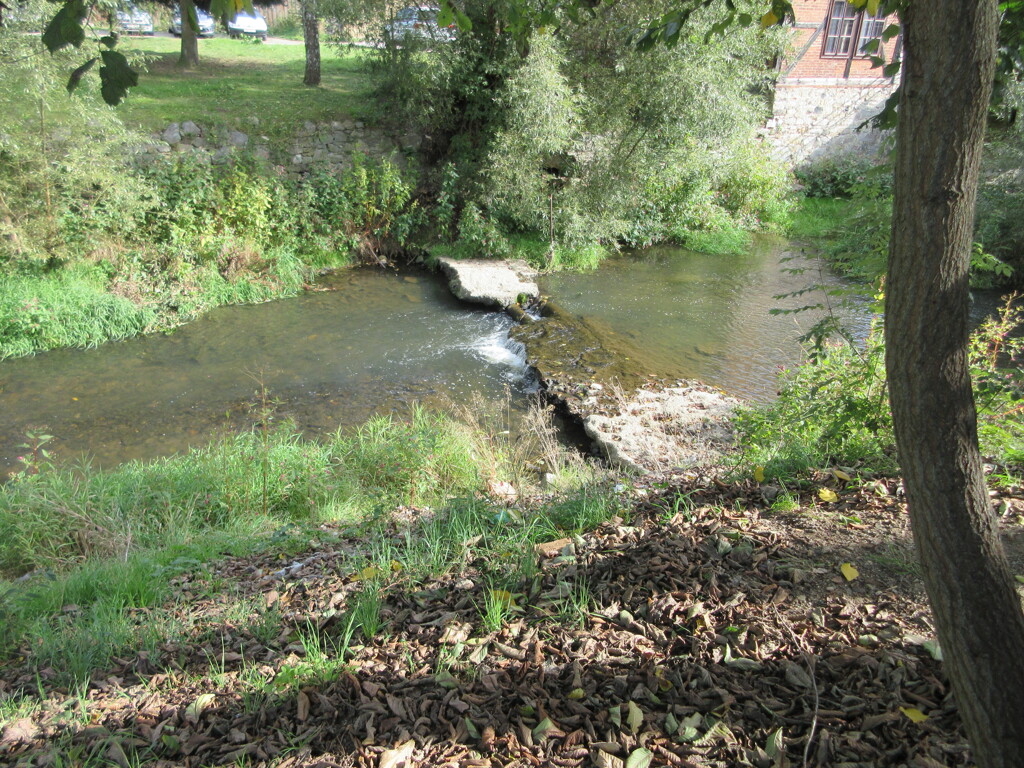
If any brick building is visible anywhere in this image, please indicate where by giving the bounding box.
[766,0,900,167]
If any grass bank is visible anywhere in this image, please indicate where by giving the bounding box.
[0,403,612,681]
[119,38,374,137]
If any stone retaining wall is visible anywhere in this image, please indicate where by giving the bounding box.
[137,120,422,179]
[766,78,896,167]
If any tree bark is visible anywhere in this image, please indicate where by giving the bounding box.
[302,0,321,86]
[886,1,1024,765]
[177,0,200,69]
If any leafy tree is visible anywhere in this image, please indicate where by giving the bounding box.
[884,2,1024,764]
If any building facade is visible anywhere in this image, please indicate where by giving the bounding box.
[767,0,900,167]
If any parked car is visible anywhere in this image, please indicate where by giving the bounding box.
[170,6,216,37]
[227,9,267,40]
[116,5,154,35]
[383,5,455,44]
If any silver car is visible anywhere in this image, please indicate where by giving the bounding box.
[170,7,216,37]
[226,9,267,40]
[116,6,154,35]
[384,6,455,44]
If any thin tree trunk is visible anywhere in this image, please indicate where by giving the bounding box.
[177,0,200,69]
[302,0,321,86]
[886,1,1024,765]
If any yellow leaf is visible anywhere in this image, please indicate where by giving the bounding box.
[831,468,852,483]
[354,566,382,581]
[760,10,779,27]
[390,560,403,572]
[753,466,765,483]
[568,688,586,700]
[818,488,839,503]
[840,562,859,581]
[900,707,929,723]
[489,589,515,608]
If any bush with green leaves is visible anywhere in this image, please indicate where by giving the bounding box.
[735,325,896,481]
[794,155,893,199]
[737,298,1024,482]
[366,0,791,263]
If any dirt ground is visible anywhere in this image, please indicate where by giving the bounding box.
[2,470,1023,767]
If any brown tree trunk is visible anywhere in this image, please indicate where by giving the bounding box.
[177,0,200,69]
[886,1,1024,765]
[302,0,321,86]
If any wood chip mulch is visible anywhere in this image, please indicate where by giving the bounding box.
[5,475,1021,767]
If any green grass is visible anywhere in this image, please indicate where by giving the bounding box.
[119,37,374,137]
[0,265,157,360]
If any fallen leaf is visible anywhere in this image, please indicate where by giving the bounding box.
[840,562,859,581]
[831,467,852,482]
[184,693,216,724]
[625,747,653,768]
[379,739,415,768]
[595,751,625,768]
[818,488,839,503]
[900,707,929,723]
[568,687,586,700]
[626,700,643,734]
[435,670,459,689]
[296,691,310,722]
[765,727,784,762]
[532,717,560,741]
[754,466,765,483]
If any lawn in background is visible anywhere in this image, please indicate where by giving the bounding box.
[119,37,374,137]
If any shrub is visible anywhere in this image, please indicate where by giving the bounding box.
[737,298,1024,481]
[795,155,892,199]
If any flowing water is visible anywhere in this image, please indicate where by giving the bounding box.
[0,268,535,477]
[0,238,871,477]
[540,236,872,400]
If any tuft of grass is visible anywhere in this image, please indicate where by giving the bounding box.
[543,487,620,533]
[678,225,752,256]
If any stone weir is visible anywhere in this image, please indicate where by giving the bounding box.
[434,258,738,473]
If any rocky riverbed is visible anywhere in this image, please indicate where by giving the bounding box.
[436,258,739,473]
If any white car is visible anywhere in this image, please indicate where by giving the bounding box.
[227,9,267,40]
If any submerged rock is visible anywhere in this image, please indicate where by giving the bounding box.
[583,383,737,473]
[510,300,737,473]
[436,258,539,309]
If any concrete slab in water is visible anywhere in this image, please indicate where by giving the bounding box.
[436,258,539,309]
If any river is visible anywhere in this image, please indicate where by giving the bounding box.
[0,238,869,477]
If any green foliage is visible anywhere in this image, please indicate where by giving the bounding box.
[738,299,1024,481]
[975,135,1024,287]
[0,267,156,359]
[338,406,487,507]
[0,407,496,576]
[296,153,423,262]
[735,326,896,481]
[969,295,1024,463]
[367,0,792,264]
[794,155,892,199]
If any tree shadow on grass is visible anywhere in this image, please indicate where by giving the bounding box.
[0,480,976,767]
